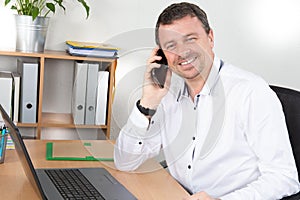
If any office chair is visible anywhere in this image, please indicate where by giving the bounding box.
[270,85,300,200]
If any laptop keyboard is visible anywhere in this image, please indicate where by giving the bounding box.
[45,169,105,200]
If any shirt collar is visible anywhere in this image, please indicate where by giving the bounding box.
[177,56,222,102]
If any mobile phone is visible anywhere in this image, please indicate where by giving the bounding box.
[151,49,168,88]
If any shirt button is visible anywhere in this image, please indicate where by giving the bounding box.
[192,136,196,140]
[151,120,154,124]
[188,165,191,169]
[138,141,142,145]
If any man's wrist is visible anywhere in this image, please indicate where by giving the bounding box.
[136,99,156,117]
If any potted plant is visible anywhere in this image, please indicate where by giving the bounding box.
[4,0,90,52]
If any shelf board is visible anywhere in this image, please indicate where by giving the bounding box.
[17,123,38,128]
[40,112,107,129]
[0,50,44,58]
[0,49,117,62]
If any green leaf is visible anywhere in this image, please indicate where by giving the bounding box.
[10,5,17,10]
[77,0,90,19]
[54,0,65,11]
[32,6,39,21]
[4,0,11,6]
[46,3,55,13]
[54,0,63,4]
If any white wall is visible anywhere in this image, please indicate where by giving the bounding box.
[1,0,300,139]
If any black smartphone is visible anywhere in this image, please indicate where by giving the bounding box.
[151,49,168,88]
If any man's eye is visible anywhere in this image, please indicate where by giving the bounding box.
[166,43,176,50]
[186,37,197,43]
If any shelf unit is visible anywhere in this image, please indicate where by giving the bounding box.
[0,50,117,139]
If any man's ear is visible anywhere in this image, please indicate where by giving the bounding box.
[208,29,214,48]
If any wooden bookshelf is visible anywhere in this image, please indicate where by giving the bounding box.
[0,49,117,139]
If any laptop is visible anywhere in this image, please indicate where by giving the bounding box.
[0,104,137,200]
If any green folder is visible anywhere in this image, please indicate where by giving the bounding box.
[46,141,114,161]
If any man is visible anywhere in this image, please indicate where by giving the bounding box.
[114,2,300,199]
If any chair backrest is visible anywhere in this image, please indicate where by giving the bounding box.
[270,85,300,180]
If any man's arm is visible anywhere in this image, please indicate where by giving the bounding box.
[114,105,162,171]
[220,80,300,199]
[114,48,171,171]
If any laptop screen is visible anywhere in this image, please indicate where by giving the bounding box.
[0,104,46,199]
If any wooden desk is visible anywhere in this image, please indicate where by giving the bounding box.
[0,140,189,200]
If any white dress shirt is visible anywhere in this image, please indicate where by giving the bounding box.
[114,57,300,199]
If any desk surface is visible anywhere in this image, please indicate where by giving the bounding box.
[0,140,189,200]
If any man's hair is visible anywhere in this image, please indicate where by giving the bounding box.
[155,2,211,45]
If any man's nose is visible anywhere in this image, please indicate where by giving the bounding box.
[177,46,191,58]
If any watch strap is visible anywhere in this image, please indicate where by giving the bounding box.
[136,99,156,116]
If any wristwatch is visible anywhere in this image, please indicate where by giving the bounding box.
[136,99,156,117]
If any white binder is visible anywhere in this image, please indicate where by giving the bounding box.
[95,71,109,125]
[12,72,21,122]
[17,60,38,123]
[0,72,13,122]
[72,62,88,125]
[85,63,99,125]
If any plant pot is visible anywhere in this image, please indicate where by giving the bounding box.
[15,15,50,53]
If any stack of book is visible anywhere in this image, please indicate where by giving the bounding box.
[66,41,119,58]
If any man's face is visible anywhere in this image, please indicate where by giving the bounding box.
[158,15,214,81]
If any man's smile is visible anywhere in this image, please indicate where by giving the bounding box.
[179,56,197,66]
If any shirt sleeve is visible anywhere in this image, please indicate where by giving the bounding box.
[114,103,162,171]
[220,79,300,200]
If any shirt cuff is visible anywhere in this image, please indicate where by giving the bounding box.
[129,103,150,129]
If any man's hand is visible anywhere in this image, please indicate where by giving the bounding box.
[183,191,220,200]
[140,47,172,110]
